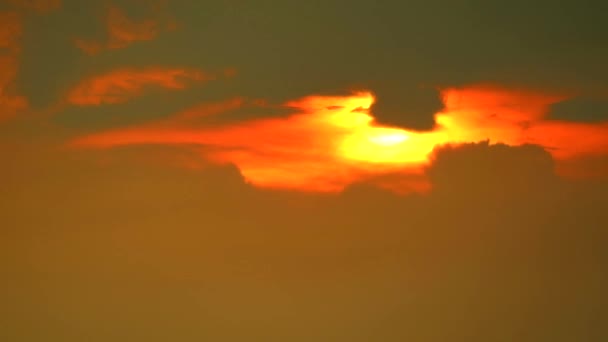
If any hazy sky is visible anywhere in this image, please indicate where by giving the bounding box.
[1,0,607,341]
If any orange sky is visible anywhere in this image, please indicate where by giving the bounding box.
[70,85,608,193]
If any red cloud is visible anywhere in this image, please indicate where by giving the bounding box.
[0,11,28,121]
[75,4,176,55]
[70,86,608,193]
[66,67,213,106]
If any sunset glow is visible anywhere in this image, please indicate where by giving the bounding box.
[72,86,608,193]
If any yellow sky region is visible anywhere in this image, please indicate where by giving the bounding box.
[311,93,446,166]
[71,86,608,193]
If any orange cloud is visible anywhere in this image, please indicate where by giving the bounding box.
[75,4,176,55]
[70,86,608,193]
[66,67,213,106]
[6,0,61,13]
[0,11,28,121]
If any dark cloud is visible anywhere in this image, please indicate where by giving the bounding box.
[14,0,607,123]
[1,142,606,341]
[370,84,444,130]
[549,97,608,123]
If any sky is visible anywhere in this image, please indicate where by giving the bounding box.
[1,0,607,340]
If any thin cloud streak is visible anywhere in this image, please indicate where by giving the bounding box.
[66,67,214,106]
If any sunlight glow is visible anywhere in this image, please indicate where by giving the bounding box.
[71,86,608,193]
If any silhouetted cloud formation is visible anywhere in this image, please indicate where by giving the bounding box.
[1,141,606,341]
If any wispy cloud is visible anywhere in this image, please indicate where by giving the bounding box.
[66,67,214,106]
[75,3,177,55]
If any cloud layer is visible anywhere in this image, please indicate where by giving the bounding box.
[70,85,608,193]
[1,141,606,341]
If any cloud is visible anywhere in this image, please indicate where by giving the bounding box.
[70,85,608,193]
[5,0,62,13]
[549,96,608,123]
[75,4,177,55]
[0,11,28,121]
[1,141,606,341]
[436,85,608,159]
[1,2,605,339]
[66,67,214,106]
